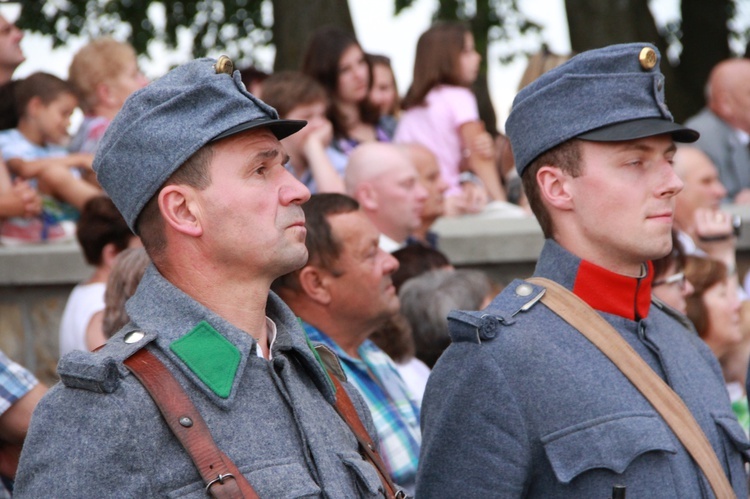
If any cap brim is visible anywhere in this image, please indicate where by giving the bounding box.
[578,118,699,143]
[211,118,307,142]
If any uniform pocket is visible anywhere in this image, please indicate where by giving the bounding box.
[339,451,384,498]
[541,412,677,484]
[712,411,750,487]
[713,412,750,456]
[167,459,321,498]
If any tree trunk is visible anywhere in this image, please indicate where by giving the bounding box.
[271,0,356,71]
[676,0,730,122]
[471,0,498,135]
[564,0,732,123]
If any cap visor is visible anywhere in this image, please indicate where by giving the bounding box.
[578,118,699,143]
[212,118,307,142]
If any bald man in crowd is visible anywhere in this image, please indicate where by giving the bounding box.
[686,58,750,203]
[345,142,427,252]
[401,144,448,248]
[673,145,740,282]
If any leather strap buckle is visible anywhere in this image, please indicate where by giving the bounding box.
[205,473,235,496]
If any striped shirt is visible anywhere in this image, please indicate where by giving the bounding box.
[0,350,38,416]
[0,350,38,498]
[303,322,421,491]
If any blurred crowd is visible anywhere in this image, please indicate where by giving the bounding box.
[2,11,750,497]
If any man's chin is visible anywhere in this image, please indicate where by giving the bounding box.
[276,247,309,275]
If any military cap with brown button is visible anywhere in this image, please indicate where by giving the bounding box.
[505,43,699,176]
[93,56,306,232]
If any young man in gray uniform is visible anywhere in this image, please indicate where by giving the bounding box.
[416,44,750,497]
[14,57,388,497]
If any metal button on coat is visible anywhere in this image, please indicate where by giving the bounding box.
[123,331,145,344]
[515,283,533,297]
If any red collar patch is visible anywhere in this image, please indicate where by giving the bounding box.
[572,260,653,321]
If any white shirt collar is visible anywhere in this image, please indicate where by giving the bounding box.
[255,316,277,360]
[734,127,749,146]
[379,233,404,253]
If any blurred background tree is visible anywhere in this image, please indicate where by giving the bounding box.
[14,0,749,126]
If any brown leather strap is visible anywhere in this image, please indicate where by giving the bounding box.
[124,348,259,499]
[327,373,403,498]
[527,277,736,499]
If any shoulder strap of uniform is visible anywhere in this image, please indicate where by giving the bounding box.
[124,347,259,498]
[325,370,406,499]
[311,343,406,498]
[527,277,734,498]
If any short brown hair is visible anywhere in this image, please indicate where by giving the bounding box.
[272,193,359,292]
[15,72,75,117]
[136,145,213,260]
[261,71,328,118]
[68,38,138,113]
[684,255,728,337]
[521,139,582,238]
[76,196,133,266]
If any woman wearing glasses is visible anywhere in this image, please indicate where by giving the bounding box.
[652,232,694,314]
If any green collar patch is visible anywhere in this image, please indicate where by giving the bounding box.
[170,321,240,399]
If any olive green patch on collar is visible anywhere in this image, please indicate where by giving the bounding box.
[301,318,335,393]
[170,321,240,399]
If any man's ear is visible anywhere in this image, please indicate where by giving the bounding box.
[298,266,332,305]
[709,87,733,117]
[158,185,203,237]
[356,183,378,211]
[537,165,575,211]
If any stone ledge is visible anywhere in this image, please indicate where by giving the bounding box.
[3,204,750,286]
[435,203,750,268]
[0,240,91,285]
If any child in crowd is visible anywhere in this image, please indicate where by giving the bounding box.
[396,22,505,214]
[0,158,40,220]
[367,53,400,128]
[68,38,148,154]
[302,26,393,173]
[261,71,344,193]
[59,196,137,357]
[0,72,100,244]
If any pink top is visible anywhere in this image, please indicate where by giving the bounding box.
[394,85,479,196]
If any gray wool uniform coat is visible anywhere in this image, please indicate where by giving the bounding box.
[416,240,750,498]
[14,265,384,498]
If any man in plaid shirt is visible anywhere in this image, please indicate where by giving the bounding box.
[274,193,421,495]
[0,350,45,497]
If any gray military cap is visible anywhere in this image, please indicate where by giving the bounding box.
[93,56,305,232]
[505,43,698,176]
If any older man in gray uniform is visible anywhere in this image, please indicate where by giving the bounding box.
[14,58,388,497]
[416,44,750,497]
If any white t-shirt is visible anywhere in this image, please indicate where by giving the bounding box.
[395,357,431,407]
[59,282,106,357]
